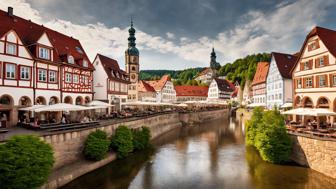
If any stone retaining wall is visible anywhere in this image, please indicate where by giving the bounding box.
[290,134,336,179]
[41,109,228,189]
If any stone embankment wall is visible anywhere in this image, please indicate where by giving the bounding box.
[290,134,336,179]
[41,109,228,189]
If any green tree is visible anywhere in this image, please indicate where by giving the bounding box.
[111,126,134,159]
[132,127,151,151]
[245,107,264,146]
[0,135,54,189]
[254,109,292,164]
[83,130,111,161]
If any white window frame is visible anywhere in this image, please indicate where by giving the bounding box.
[73,74,79,83]
[304,61,309,70]
[49,71,57,83]
[6,43,17,55]
[20,66,30,80]
[297,79,302,88]
[306,77,312,88]
[319,76,326,87]
[319,57,324,67]
[39,47,50,60]
[65,73,72,83]
[6,64,16,79]
[38,69,47,82]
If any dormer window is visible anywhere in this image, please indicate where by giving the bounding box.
[6,43,17,55]
[68,55,75,64]
[39,47,50,60]
[83,60,88,67]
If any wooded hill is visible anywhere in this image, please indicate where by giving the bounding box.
[140,52,271,87]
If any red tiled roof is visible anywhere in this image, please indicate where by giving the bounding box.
[146,75,171,91]
[272,52,298,79]
[252,62,269,86]
[292,26,336,73]
[174,86,209,97]
[0,9,93,69]
[214,78,235,92]
[197,68,213,76]
[138,80,156,92]
[96,54,130,84]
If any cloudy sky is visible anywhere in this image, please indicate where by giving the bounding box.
[1,0,336,70]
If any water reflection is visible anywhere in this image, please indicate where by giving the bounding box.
[63,117,336,189]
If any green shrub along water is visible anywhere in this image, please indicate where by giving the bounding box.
[0,135,54,189]
[132,127,151,151]
[111,126,134,159]
[245,108,292,164]
[84,130,111,161]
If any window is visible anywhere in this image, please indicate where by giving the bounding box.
[65,73,72,83]
[319,57,324,67]
[49,71,57,83]
[318,75,326,87]
[83,60,88,67]
[39,47,50,60]
[6,64,16,79]
[73,75,79,83]
[68,55,75,64]
[84,76,89,85]
[279,93,282,100]
[304,61,309,70]
[306,77,312,88]
[38,69,47,82]
[20,66,30,80]
[6,43,17,55]
[333,75,336,86]
[297,79,302,88]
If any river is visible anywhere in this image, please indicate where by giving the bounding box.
[62,117,336,189]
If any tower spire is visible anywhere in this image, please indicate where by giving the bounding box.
[126,17,139,56]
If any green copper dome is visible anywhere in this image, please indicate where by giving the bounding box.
[126,19,139,56]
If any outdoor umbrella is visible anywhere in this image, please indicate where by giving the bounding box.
[86,100,114,107]
[34,103,89,112]
[19,105,46,111]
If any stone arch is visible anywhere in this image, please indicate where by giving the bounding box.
[75,96,84,105]
[294,96,301,108]
[0,94,14,106]
[84,96,91,104]
[36,96,47,105]
[316,96,330,109]
[19,96,32,107]
[302,96,313,108]
[49,96,59,105]
[64,96,73,104]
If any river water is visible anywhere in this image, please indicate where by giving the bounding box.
[62,117,336,189]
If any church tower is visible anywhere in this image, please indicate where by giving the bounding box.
[210,47,217,69]
[125,19,139,101]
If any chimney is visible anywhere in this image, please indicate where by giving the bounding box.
[7,7,13,17]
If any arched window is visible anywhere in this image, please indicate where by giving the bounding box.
[68,55,75,64]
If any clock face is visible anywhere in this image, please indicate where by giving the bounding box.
[131,74,136,80]
[131,56,138,63]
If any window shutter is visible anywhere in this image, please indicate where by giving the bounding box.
[309,59,313,69]
[312,76,315,88]
[303,77,306,88]
[315,58,319,68]
[324,55,329,65]
[308,45,311,52]
[316,39,320,48]
[317,76,320,88]
[294,79,297,89]
[300,62,303,71]
[324,75,328,87]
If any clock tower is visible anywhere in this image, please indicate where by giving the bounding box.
[125,19,139,101]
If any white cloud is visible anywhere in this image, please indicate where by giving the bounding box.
[0,0,335,69]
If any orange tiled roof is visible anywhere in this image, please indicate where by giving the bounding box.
[138,80,156,92]
[252,62,269,86]
[174,86,209,97]
[146,75,171,91]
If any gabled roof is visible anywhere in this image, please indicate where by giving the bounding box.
[292,26,336,73]
[272,52,298,79]
[138,80,156,93]
[252,62,269,86]
[146,75,171,91]
[214,78,235,92]
[0,8,93,69]
[174,86,209,97]
[197,68,214,77]
[96,54,130,84]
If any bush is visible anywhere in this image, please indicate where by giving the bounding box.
[245,107,264,146]
[254,110,292,163]
[84,130,111,161]
[132,127,151,151]
[111,126,133,159]
[0,135,54,189]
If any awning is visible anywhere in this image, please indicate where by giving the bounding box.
[281,103,293,108]
[19,105,46,111]
[247,103,266,107]
[282,108,336,116]
[34,103,89,112]
[86,100,114,107]
[122,101,174,106]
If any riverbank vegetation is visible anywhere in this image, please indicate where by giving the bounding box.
[84,130,111,161]
[132,127,151,151]
[245,107,292,164]
[0,135,54,189]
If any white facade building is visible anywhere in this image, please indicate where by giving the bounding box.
[147,75,176,103]
[207,78,234,101]
[266,52,297,109]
